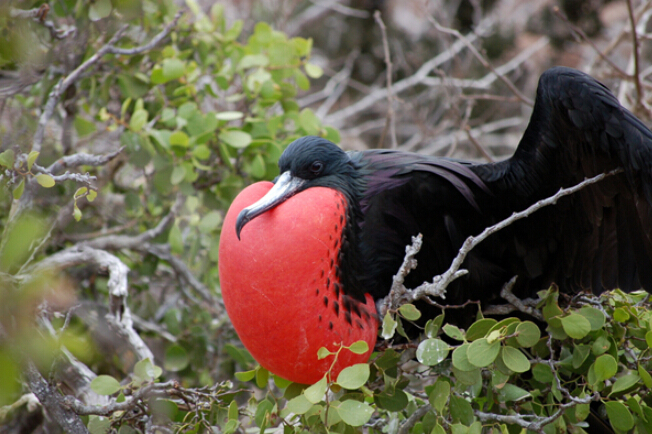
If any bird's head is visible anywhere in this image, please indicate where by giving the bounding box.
[235,136,358,239]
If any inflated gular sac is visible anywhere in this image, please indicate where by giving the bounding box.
[219,182,378,385]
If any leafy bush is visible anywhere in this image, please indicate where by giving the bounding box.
[0,1,651,434]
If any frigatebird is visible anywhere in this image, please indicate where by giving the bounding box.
[218,66,652,384]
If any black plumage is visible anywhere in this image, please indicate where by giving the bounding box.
[236,66,652,309]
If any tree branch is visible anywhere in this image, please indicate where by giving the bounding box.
[382,169,624,311]
[25,362,89,434]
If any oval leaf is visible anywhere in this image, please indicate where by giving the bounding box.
[604,401,635,431]
[398,303,421,321]
[36,173,55,188]
[337,400,374,427]
[90,375,121,395]
[219,130,252,149]
[416,338,449,366]
[348,340,369,355]
[515,321,541,348]
[336,363,369,389]
[594,354,618,382]
[467,338,500,368]
[560,313,591,339]
[304,375,327,404]
[500,346,530,373]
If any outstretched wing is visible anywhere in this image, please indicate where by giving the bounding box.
[473,66,652,296]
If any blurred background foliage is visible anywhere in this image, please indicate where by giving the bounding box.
[0,0,651,433]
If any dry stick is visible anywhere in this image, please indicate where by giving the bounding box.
[626,0,644,111]
[32,10,183,154]
[373,11,398,149]
[424,14,533,107]
[383,168,624,312]
[324,17,494,126]
[25,362,90,434]
[552,7,629,79]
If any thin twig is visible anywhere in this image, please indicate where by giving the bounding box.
[374,11,398,149]
[552,7,629,79]
[424,14,533,106]
[383,168,623,311]
[626,0,644,111]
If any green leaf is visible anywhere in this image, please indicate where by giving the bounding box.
[646,330,652,349]
[498,384,531,402]
[87,190,97,202]
[255,366,269,388]
[348,340,369,355]
[238,54,269,70]
[639,364,652,388]
[579,306,606,330]
[429,378,450,413]
[89,0,112,21]
[27,151,39,172]
[613,307,630,322]
[560,313,591,339]
[298,108,321,135]
[90,375,121,395]
[515,321,540,347]
[12,179,24,200]
[381,312,397,339]
[74,116,96,138]
[304,375,327,403]
[164,345,189,372]
[192,144,211,160]
[450,396,474,426]
[443,324,466,341]
[216,111,244,121]
[88,415,110,434]
[0,149,15,168]
[610,373,640,396]
[336,363,369,389]
[594,354,618,382]
[398,304,421,321]
[130,109,148,132]
[416,338,449,366]
[467,338,500,367]
[500,346,530,373]
[170,165,186,185]
[532,363,554,383]
[604,401,635,431]
[169,130,189,148]
[219,130,252,149]
[285,394,313,415]
[36,173,55,188]
[133,358,161,383]
[572,344,591,369]
[234,370,256,382]
[337,400,374,426]
[317,347,332,360]
[162,58,185,82]
[73,204,82,221]
[304,63,323,78]
[198,211,222,233]
[466,318,497,341]
[452,343,476,371]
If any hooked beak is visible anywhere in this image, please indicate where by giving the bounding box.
[235,171,307,240]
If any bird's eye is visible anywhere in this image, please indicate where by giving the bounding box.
[310,161,324,174]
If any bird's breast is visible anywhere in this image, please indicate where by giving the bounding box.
[219,182,378,384]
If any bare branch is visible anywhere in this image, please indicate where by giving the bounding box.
[24,246,154,362]
[46,147,125,175]
[32,10,183,155]
[25,362,89,434]
[382,169,624,311]
[82,193,185,251]
[424,14,533,106]
[374,11,398,149]
[324,18,494,127]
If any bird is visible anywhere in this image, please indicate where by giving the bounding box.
[218,66,652,385]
